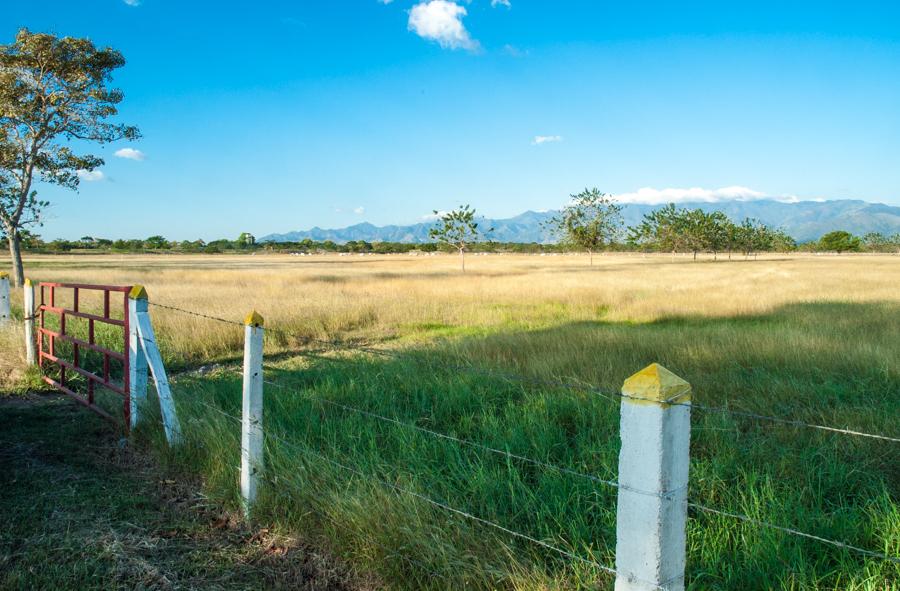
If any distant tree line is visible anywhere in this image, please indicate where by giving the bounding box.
[15,226,899,257]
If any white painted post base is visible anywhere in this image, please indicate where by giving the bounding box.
[615,364,691,591]
[241,311,265,514]
[128,285,182,445]
[129,289,149,429]
[0,273,9,324]
[23,279,36,365]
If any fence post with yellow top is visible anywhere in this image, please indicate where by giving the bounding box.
[615,363,692,591]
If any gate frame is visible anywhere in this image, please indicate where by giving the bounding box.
[38,282,133,428]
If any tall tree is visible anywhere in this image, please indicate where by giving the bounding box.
[545,188,622,265]
[1,29,139,286]
[428,204,487,272]
[628,203,682,256]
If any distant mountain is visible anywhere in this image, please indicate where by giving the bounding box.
[261,199,900,244]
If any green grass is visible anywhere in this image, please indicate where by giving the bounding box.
[134,301,899,590]
[0,394,364,590]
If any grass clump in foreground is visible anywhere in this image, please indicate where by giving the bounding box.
[135,301,899,591]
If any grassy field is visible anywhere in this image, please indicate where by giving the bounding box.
[1,252,898,590]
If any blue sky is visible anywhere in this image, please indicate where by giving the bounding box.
[6,0,900,240]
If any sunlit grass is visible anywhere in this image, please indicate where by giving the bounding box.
[1,252,898,589]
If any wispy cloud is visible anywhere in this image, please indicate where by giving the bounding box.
[491,0,511,7]
[378,0,394,4]
[122,0,140,6]
[353,206,366,215]
[114,148,146,161]
[613,186,799,205]
[408,1,479,51]
[532,135,562,145]
[77,170,105,182]
[502,44,527,57]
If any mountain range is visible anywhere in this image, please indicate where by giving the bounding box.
[261,199,900,244]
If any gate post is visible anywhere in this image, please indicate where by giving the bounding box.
[241,310,265,514]
[128,285,149,429]
[0,272,9,324]
[24,279,36,365]
[615,364,691,591]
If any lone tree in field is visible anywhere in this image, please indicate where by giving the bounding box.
[0,29,139,286]
[545,188,622,265]
[818,230,861,254]
[428,204,487,272]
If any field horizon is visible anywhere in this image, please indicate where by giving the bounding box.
[1,252,897,589]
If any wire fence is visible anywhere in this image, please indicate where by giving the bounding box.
[151,299,900,580]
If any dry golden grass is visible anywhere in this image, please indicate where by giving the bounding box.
[5,252,898,357]
[2,252,898,589]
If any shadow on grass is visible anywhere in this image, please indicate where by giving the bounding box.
[104,301,900,589]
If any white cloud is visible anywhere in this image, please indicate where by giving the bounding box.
[421,210,450,221]
[491,0,511,7]
[353,206,366,215]
[378,0,394,4]
[77,170,105,182]
[612,186,799,205]
[122,0,140,6]
[408,1,479,51]
[532,135,562,145]
[114,147,145,161]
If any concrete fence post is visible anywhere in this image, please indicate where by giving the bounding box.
[128,286,150,429]
[241,310,265,514]
[24,278,36,365]
[0,272,9,324]
[615,363,692,591]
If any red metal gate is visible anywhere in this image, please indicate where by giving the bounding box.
[38,282,132,427]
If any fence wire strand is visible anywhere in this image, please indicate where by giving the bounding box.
[149,299,900,443]
[182,391,900,568]
[184,397,634,585]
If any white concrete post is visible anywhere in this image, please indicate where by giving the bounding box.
[241,310,265,514]
[615,363,692,591]
[0,272,9,324]
[128,285,150,429]
[23,278,36,365]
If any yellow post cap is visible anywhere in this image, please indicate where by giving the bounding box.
[0,272,8,279]
[622,363,691,405]
[24,277,33,286]
[129,284,148,299]
[244,310,265,327]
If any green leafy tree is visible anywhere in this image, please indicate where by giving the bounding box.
[703,211,732,261]
[734,218,772,259]
[818,230,861,254]
[143,235,168,250]
[545,188,622,265]
[0,29,139,286]
[428,204,487,272]
[628,203,682,255]
[862,232,888,253]
[770,229,796,253]
[237,232,256,247]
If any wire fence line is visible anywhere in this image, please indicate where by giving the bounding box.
[149,299,900,443]
[148,300,900,569]
[184,397,645,586]
[171,370,900,568]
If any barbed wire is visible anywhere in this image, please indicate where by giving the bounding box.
[183,393,900,567]
[688,503,900,565]
[148,299,900,443]
[184,398,634,585]
[256,371,675,500]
